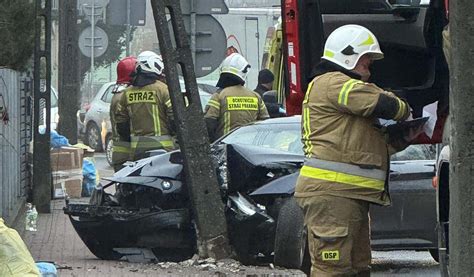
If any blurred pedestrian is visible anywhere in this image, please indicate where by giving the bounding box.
[254,69,274,96]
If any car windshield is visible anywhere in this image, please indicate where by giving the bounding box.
[200,93,211,110]
[391,144,437,161]
[221,120,436,160]
[221,122,303,155]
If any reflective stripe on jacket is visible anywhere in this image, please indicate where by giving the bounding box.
[110,90,131,165]
[115,80,177,161]
[204,85,269,138]
[301,158,386,191]
[295,71,410,205]
[129,135,175,160]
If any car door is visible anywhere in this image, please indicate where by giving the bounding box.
[370,144,438,249]
[282,0,448,140]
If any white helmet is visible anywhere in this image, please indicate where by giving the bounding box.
[220,53,251,82]
[137,50,164,75]
[322,24,384,70]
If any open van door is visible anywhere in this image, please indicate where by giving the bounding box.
[281,0,449,143]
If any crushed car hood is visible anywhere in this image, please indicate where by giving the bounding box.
[104,151,184,181]
[227,144,304,166]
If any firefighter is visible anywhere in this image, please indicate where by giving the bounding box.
[294,25,413,276]
[115,51,176,161]
[204,53,269,141]
[110,56,136,172]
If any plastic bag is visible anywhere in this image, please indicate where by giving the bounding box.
[0,218,40,276]
[82,158,97,197]
[50,130,69,148]
[35,262,57,277]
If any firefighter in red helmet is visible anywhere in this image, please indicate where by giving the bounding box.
[110,56,136,171]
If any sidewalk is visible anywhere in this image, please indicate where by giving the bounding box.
[17,200,305,276]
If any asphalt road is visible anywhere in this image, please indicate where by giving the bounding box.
[94,153,441,276]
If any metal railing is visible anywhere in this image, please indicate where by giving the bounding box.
[0,69,32,224]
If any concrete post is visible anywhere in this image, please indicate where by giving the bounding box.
[58,0,79,144]
[449,0,474,275]
[150,0,231,260]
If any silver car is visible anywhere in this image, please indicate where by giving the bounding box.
[83,81,215,165]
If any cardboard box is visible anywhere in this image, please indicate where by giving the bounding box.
[53,177,83,199]
[51,152,76,171]
[51,147,84,169]
[64,178,83,198]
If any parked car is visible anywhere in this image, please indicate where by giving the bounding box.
[38,86,59,131]
[64,116,438,271]
[82,81,214,160]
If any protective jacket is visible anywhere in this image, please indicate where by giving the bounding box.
[295,71,410,206]
[110,89,131,168]
[115,80,176,160]
[204,85,269,139]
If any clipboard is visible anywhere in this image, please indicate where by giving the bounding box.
[386,117,429,138]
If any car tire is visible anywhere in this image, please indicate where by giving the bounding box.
[429,248,440,263]
[86,122,103,151]
[105,135,113,167]
[274,197,310,271]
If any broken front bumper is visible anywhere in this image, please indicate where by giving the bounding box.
[64,204,195,260]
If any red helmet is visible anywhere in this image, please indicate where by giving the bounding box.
[116,56,137,85]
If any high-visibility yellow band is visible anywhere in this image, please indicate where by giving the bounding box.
[300,165,385,191]
[131,140,174,148]
[224,112,231,135]
[338,79,362,106]
[207,99,220,110]
[394,98,406,121]
[165,99,172,108]
[112,145,132,153]
[303,81,314,104]
[227,97,258,111]
[152,105,161,136]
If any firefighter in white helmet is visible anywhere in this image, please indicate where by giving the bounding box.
[204,53,269,141]
[294,25,415,276]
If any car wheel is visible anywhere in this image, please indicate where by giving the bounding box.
[105,135,113,167]
[86,122,103,151]
[429,248,440,263]
[274,197,309,271]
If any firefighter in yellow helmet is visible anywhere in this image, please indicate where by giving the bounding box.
[204,53,269,141]
[294,25,413,276]
[110,56,136,171]
[115,51,176,161]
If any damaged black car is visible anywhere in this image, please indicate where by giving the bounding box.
[64,115,437,271]
[63,116,305,265]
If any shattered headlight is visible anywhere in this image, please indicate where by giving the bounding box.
[161,180,172,190]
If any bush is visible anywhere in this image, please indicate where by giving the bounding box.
[0,0,35,71]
